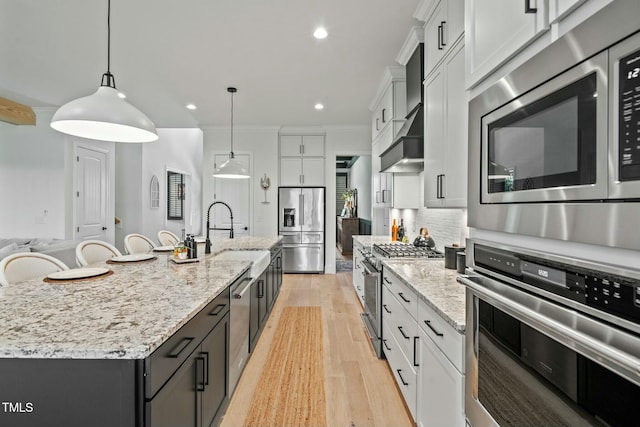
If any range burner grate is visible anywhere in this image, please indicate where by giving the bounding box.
[373,243,444,259]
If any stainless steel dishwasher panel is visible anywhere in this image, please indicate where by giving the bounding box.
[229,276,252,394]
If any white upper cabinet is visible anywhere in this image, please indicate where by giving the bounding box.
[465,0,549,89]
[280,135,324,157]
[424,39,467,208]
[465,0,612,91]
[279,134,325,186]
[420,0,464,77]
[393,174,420,209]
[370,67,407,142]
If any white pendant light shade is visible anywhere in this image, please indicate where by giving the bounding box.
[51,86,158,143]
[214,155,250,179]
[50,0,157,143]
[212,87,250,179]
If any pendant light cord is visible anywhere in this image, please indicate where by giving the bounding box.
[101,0,116,89]
[229,87,236,158]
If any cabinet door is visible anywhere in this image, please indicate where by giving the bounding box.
[381,173,393,207]
[280,135,303,156]
[373,174,382,206]
[280,158,302,186]
[425,2,445,77]
[442,42,468,207]
[465,0,548,88]
[380,84,394,128]
[201,314,230,427]
[257,273,268,325]
[417,328,465,427]
[393,174,420,209]
[302,135,324,157]
[301,157,324,186]
[146,353,198,427]
[249,278,261,352]
[266,262,275,311]
[424,66,445,208]
[375,122,395,159]
[275,251,283,294]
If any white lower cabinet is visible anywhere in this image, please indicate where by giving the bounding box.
[383,321,418,418]
[417,326,465,427]
[382,268,464,426]
[352,240,365,306]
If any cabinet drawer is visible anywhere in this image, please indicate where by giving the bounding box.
[382,268,418,319]
[383,321,417,419]
[417,297,464,373]
[145,286,231,398]
[383,285,418,362]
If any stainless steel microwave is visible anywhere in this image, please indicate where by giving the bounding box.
[468,0,640,252]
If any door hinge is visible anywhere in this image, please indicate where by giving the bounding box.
[77,191,80,197]
[76,156,79,162]
[76,227,80,232]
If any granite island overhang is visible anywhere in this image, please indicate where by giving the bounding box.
[0,235,282,427]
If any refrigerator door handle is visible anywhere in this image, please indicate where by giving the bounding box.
[299,194,304,225]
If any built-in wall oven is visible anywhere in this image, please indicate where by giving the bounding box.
[468,0,640,251]
[459,239,640,427]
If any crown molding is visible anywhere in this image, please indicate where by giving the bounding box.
[396,26,425,66]
[369,66,406,111]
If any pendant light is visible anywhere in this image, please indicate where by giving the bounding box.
[50,0,158,143]
[213,87,250,179]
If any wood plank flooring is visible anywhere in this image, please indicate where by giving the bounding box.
[220,272,414,427]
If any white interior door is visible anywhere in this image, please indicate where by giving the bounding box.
[213,154,251,237]
[76,146,108,241]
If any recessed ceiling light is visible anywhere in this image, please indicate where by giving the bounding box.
[186,103,197,110]
[314,103,324,110]
[313,27,328,39]
[117,92,126,99]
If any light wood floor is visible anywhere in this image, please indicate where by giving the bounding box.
[220,272,414,427]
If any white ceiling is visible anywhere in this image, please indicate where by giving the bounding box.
[0,0,421,129]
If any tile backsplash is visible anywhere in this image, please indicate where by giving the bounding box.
[390,207,467,251]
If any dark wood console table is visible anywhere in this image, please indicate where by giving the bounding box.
[337,217,359,255]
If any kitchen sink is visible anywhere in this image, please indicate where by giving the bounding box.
[213,250,270,278]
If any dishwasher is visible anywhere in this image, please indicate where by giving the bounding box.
[229,275,253,394]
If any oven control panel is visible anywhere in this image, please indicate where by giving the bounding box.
[474,244,640,325]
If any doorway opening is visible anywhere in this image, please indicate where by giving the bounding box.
[335,154,371,272]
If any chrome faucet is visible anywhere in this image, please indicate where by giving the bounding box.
[205,201,234,254]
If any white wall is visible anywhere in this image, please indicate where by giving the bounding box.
[0,108,66,238]
[141,128,203,240]
[202,126,280,238]
[115,129,203,252]
[349,155,371,221]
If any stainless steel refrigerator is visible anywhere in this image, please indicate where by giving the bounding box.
[278,187,325,273]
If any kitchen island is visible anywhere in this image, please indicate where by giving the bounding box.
[0,236,281,427]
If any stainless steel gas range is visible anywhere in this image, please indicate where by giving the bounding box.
[361,242,444,358]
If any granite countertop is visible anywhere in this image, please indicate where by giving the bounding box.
[381,259,466,333]
[0,236,282,360]
[352,235,394,250]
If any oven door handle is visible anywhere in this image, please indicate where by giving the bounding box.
[458,274,640,386]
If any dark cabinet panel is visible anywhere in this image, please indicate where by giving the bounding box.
[0,359,138,427]
[146,353,198,427]
[201,314,229,427]
[145,281,233,427]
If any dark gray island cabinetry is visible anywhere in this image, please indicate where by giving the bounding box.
[0,255,255,427]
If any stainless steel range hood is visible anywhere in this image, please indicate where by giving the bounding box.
[379,105,424,173]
